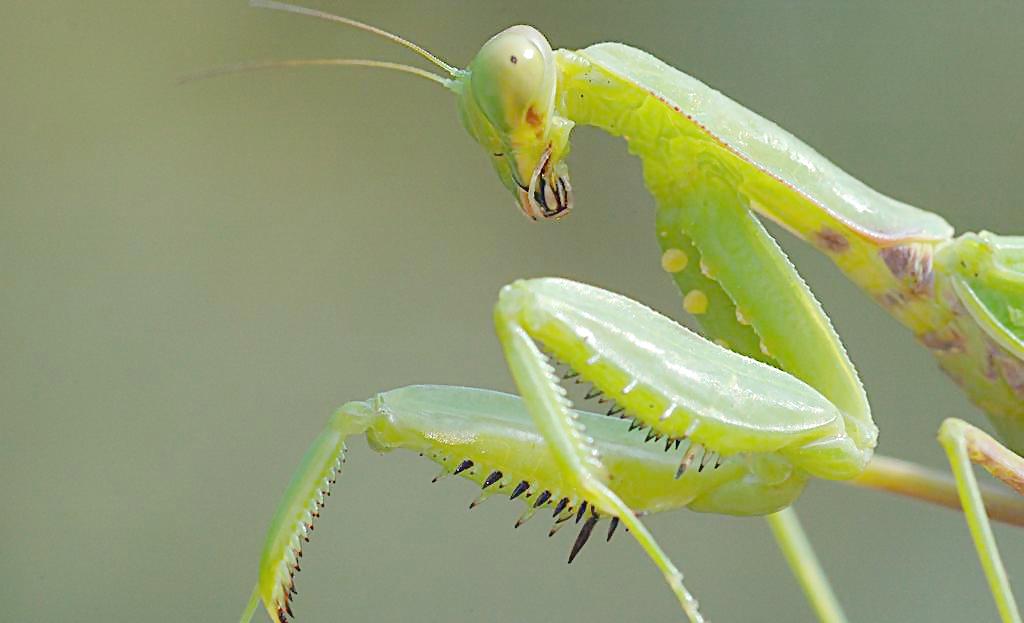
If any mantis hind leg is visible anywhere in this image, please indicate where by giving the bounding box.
[939,418,1024,623]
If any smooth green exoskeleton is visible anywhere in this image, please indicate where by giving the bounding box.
[210,3,1024,622]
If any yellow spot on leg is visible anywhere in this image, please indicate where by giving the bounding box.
[683,290,709,315]
[660,248,688,273]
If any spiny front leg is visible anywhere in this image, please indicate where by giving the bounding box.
[239,401,375,623]
[243,382,778,623]
[493,278,875,622]
[495,283,702,622]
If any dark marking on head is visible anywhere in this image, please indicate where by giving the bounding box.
[816,227,850,253]
[525,106,542,129]
[509,55,518,64]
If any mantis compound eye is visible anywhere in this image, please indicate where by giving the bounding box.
[468,25,556,136]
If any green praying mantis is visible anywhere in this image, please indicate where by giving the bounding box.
[202,3,1024,622]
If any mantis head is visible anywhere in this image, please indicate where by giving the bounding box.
[454,26,575,221]
[189,2,575,222]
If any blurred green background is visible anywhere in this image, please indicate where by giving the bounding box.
[3,2,1023,621]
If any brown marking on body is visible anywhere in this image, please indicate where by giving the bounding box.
[880,244,936,296]
[880,246,912,278]
[994,345,1024,397]
[877,291,908,309]
[815,227,850,253]
[964,427,1024,495]
[985,341,1001,380]
[918,329,966,353]
[942,286,968,316]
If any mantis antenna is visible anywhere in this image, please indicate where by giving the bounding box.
[180,58,452,87]
[182,1,457,88]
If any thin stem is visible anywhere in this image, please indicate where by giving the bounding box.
[767,507,848,623]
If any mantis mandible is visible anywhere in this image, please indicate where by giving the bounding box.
[206,3,1024,622]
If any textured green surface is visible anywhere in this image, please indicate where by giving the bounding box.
[3,2,1024,622]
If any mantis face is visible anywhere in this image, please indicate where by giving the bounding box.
[456,26,574,221]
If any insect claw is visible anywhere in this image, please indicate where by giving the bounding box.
[452,459,473,476]
[628,419,643,432]
[568,514,599,564]
[510,480,530,500]
[533,490,552,508]
[606,404,625,417]
[562,370,580,380]
[576,501,588,523]
[584,387,603,400]
[606,516,620,542]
